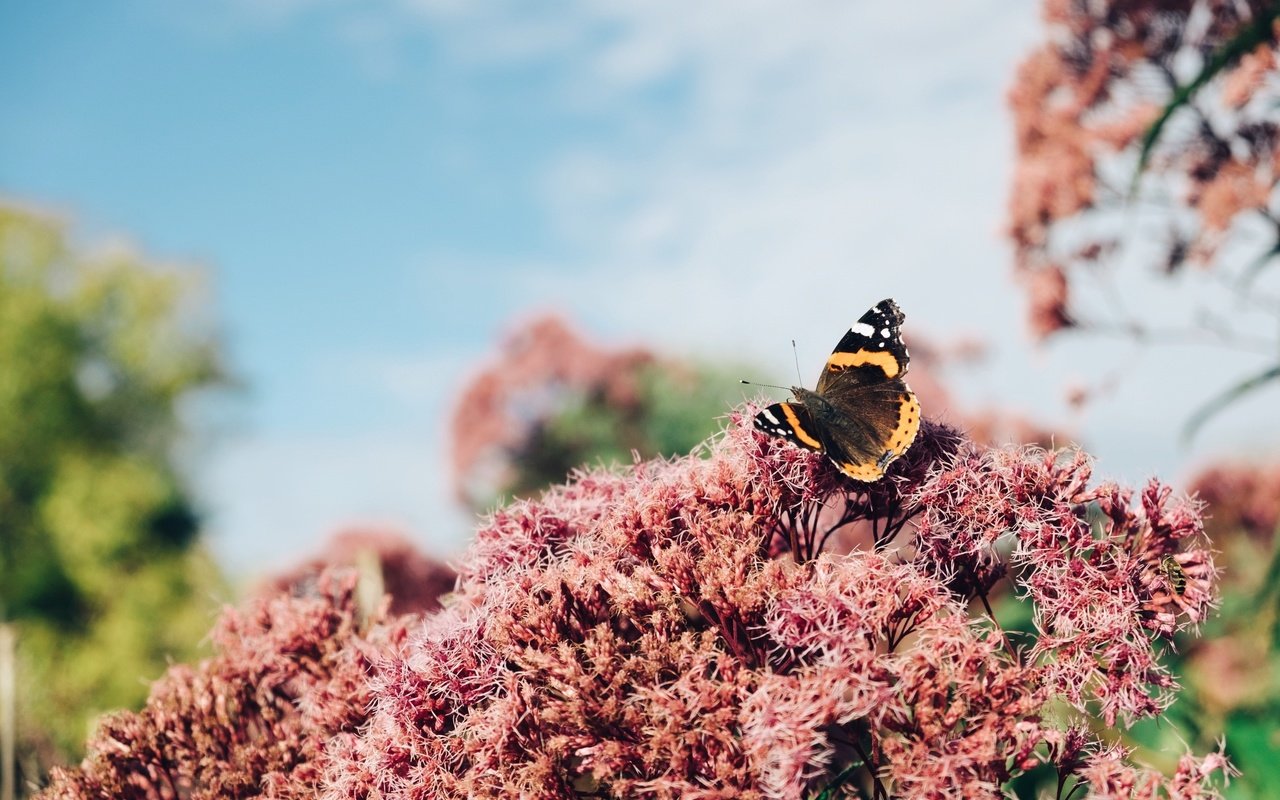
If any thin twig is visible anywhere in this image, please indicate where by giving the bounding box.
[847,734,887,800]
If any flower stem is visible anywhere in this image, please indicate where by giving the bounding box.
[975,586,1021,667]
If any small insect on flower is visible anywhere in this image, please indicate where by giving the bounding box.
[1162,556,1187,595]
[752,299,921,482]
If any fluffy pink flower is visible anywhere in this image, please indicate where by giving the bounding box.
[915,446,1218,725]
[262,527,456,616]
[42,572,408,800]
[1080,743,1237,799]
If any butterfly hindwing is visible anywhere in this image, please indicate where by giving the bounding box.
[821,383,920,481]
[753,402,824,453]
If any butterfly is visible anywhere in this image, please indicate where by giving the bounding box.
[753,298,921,481]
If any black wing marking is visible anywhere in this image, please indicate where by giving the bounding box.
[753,402,824,452]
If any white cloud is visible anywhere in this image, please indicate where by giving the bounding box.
[195,344,483,577]
[317,347,478,413]
[451,1,1278,476]
[198,2,1041,575]
[480,1,1045,365]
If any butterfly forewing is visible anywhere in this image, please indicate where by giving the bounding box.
[815,298,911,394]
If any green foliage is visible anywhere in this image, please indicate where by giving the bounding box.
[1204,531,1280,799]
[809,760,864,799]
[0,203,226,770]
[1222,711,1280,799]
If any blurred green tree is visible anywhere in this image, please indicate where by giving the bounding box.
[0,202,226,786]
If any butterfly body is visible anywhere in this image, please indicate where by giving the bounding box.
[754,299,921,482]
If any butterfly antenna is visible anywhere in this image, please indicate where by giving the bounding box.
[739,379,791,391]
[791,339,803,385]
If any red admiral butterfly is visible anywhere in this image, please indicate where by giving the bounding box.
[754,299,920,481]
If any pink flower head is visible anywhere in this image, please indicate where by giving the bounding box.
[913,445,1219,726]
[43,571,408,800]
[263,527,456,616]
[1080,742,1237,800]
[447,313,663,507]
[1190,461,1280,542]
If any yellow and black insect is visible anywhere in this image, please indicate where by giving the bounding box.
[1161,556,1187,595]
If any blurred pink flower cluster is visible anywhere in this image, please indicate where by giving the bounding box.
[260,527,456,617]
[449,314,654,507]
[44,407,1231,798]
[43,572,411,800]
[902,337,1067,451]
[1188,461,1280,542]
[1010,0,1279,338]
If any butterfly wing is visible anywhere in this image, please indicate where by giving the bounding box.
[820,381,921,481]
[754,402,824,453]
[755,299,921,482]
[815,298,911,395]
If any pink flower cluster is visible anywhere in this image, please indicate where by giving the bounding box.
[43,573,411,800]
[1082,745,1236,800]
[891,336,1068,452]
[44,410,1230,798]
[915,447,1217,725]
[1189,461,1280,542]
[259,527,456,617]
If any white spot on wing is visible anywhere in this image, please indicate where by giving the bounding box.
[851,322,875,337]
[880,327,890,338]
[761,409,780,425]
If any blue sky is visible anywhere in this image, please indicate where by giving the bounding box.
[5,1,1276,575]
[1,0,602,432]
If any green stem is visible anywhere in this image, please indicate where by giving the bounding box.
[1132,6,1280,192]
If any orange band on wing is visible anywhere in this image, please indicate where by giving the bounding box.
[826,349,900,378]
[888,393,921,455]
[837,460,885,481]
[781,403,823,449]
